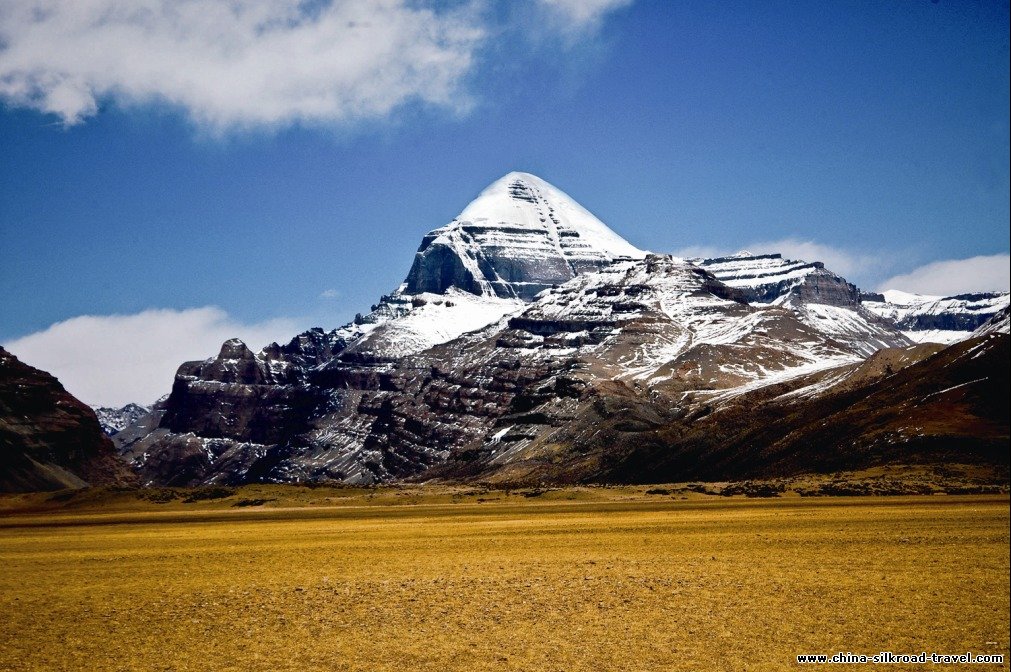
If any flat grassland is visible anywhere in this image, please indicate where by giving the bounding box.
[0,490,1008,671]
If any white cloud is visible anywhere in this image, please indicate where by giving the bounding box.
[3,307,301,407]
[672,238,887,282]
[538,0,633,30]
[319,288,340,299]
[0,0,631,130]
[0,0,482,129]
[877,254,1010,296]
[746,239,886,280]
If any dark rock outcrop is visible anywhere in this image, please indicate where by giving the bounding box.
[0,348,137,492]
[121,329,344,486]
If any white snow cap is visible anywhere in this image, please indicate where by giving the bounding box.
[456,171,646,259]
[879,289,943,305]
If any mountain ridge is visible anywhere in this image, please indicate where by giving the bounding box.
[862,290,1009,343]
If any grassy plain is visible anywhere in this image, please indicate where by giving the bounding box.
[0,488,1008,671]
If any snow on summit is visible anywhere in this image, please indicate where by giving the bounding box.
[456,172,646,260]
[405,172,646,300]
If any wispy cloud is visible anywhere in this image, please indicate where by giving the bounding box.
[538,0,634,32]
[3,307,302,407]
[877,254,1010,296]
[0,0,630,131]
[746,239,888,281]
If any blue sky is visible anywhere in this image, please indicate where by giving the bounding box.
[1,0,1009,404]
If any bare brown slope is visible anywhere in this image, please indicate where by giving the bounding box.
[0,348,136,492]
[432,334,1008,484]
[603,334,1007,482]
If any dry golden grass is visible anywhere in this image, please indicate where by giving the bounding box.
[1,493,1008,671]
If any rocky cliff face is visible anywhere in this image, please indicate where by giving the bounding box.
[414,255,868,483]
[698,253,860,307]
[439,331,1009,486]
[0,348,137,492]
[119,329,345,485]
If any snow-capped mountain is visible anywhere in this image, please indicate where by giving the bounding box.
[121,172,649,483]
[93,403,151,436]
[114,172,1004,487]
[861,290,1010,344]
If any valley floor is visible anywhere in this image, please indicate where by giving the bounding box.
[0,492,1008,671]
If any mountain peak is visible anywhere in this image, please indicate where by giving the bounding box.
[457,172,644,259]
[404,172,645,300]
